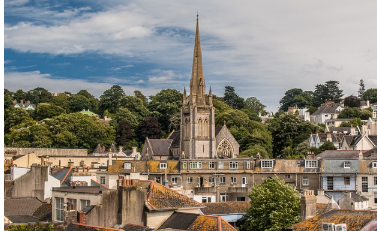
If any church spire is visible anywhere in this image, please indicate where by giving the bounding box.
[190,14,205,105]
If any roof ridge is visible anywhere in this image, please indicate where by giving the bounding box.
[59,167,72,185]
[91,179,110,189]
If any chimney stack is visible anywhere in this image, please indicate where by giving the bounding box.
[301,190,316,221]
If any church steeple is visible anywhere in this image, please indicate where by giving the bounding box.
[190,15,206,105]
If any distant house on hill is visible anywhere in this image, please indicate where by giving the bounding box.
[12,100,36,110]
[311,101,343,124]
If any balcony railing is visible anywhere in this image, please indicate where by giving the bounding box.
[228,186,249,193]
[194,186,217,194]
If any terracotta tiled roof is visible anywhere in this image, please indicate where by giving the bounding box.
[64,223,122,231]
[145,181,204,211]
[159,212,237,231]
[316,203,328,215]
[201,201,250,215]
[188,214,237,231]
[288,210,377,231]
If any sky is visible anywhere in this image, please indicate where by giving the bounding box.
[4,0,377,112]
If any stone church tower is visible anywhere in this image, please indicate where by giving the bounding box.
[180,16,216,159]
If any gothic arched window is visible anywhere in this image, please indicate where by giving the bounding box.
[204,119,209,137]
[217,139,233,158]
[198,118,203,137]
[185,118,190,138]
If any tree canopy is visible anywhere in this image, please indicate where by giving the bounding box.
[241,176,301,231]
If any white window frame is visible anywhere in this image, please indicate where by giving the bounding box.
[305,160,318,168]
[67,198,77,211]
[190,162,202,169]
[159,163,167,169]
[231,177,237,184]
[171,177,178,184]
[285,175,291,179]
[230,162,238,169]
[261,160,273,168]
[302,177,309,186]
[373,162,377,168]
[209,177,215,184]
[220,177,226,184]
[202,196,212,203]
[55,197,64,221]
[80,200,90,210]
[182,161,187,169]
[246,161,251,169]
[123,163,131,169]
[209,162,215,169]
[187,177,193,183]
[344,161,351,168]
[100,176,106,185]
[242,177,247,185]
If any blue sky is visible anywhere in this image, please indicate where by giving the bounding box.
[4,0,377,112]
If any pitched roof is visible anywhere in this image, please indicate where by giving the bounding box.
[64,223,123,231]
[168,131,181,148]
[328,127,352,134]
[91,179,110,190]
[4,198,52,223]
[53,186,107,194]
[145,181,204,211]
[148,139,172,156]
[201,201,250,215]
[317,150,361,159]
[5,198,43,216]
[288,210,377,231]
[369,135,377,146]
[158,212,200,230]
[159,212,237,231]
[311,103,342,116]
[52,167,73,185]
[121,224,151,231]
[351,193,369,202]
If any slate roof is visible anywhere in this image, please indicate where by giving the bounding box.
[311,103,342,116]
[53,186,107,194]
[91,179,110,190]
[158,212,200,230]
[328,127,352,134]
[4,198,52,223]
[362,148,377,158]
[148,139,173,156]
[316,133,344,143]
[317,150,361,159]
[215,127,223,136]
[201,201,250,215]
[64,223,122,231]
[159,212,237,231]
[351,193,369,202]
[168,131,181,148]
[288,210,377,231]
[52,167,73,185]
[369,135,377,146]
[145,181,204,211]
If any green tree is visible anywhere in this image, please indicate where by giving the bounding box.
[223,86,244,109]
[76,90,99,113]
[76,89,94,99]
[279,88,313,111]
[69,95,91,112]
[137,117,162,142]
[358,79,365,98]
[344,95,360,108]
[112,107,139,130]
[362,88,377,103]
[134,90,148,105]
[313,80,343,106]
[9,123,54,148]
[13,89,26,101]
[4,91,14,110]
[25,87,52,104]
[51,93,71,113]
[338,107,372,120]
[98,85,125,114]
[116,120,133,147]
[148,89,183,132]
[319,140,337,152]
[4,108,33,133]
[120,96,150,121]
[34,103,66,120]
[241,176,300,231]
[243,97,266,115]
[269,114,318,158]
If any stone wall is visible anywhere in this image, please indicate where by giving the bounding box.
[8,165,48,201]
[119,186,147,226]
[85,190,119,228]
[5,147,88,156]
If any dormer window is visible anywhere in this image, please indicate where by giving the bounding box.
[261,160,273,168]
[305,160,318,168]
[123,163,131,169]
[344,161,351,168]
[372,162,377,168]
[159,163,167,169]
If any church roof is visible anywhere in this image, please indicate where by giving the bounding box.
[168,131,181,148]
[148,139,172,156]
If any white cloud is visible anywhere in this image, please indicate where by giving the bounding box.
[4,71,160,97]
[4,0,377,111]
